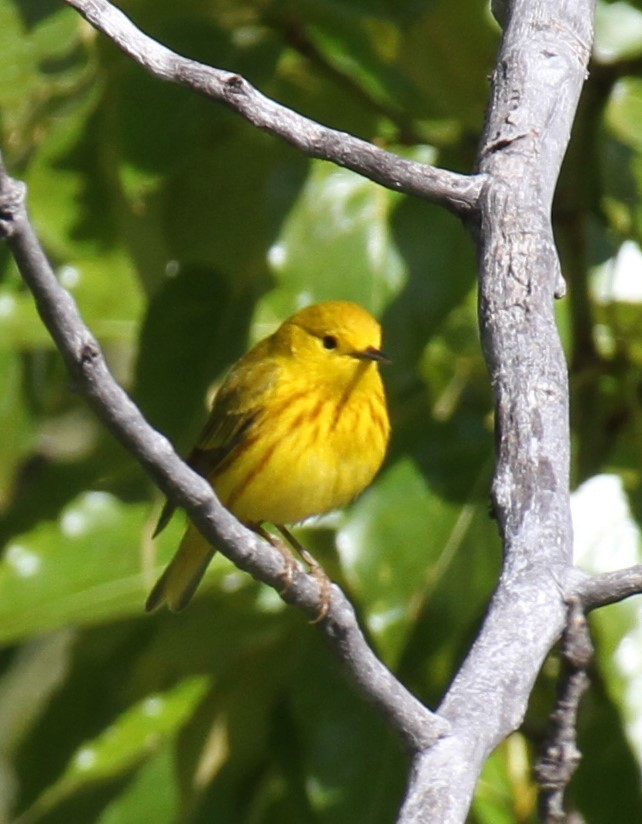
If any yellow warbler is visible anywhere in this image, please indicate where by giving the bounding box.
[146,300,390,612]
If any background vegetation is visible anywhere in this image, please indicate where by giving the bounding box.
[0,0,641,821]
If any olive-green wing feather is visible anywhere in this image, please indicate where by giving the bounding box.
[152,344,279,537]
[146,346,281,612]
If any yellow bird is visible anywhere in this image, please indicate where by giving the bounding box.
[146,300,390,612]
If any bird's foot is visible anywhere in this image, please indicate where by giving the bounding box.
[276,525,332,622]
[255,525,299,594]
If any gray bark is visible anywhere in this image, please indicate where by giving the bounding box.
[399,2,595,819]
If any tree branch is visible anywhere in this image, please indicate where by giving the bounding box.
[535,597,594,822]
[399,2,595,820]
[61,0,482,215]
[0,154,447,754]
[572,565,642,611]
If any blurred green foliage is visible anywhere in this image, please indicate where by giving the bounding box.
[0,0,641,821]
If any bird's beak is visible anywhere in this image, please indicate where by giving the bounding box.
[353,346,391,364]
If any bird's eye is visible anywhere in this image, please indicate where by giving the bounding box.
[322,335,338,350]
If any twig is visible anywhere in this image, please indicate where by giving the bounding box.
[572,565,642,611]
[535,597,594,822]
[0,153,448,753]
[61,0,483,216]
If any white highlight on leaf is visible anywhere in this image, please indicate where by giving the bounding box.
[572,474,639,570]
[142,696,164,716]
[267,241,287,270]
[5,544,40,577]
[369,606,404,634]
[335,524,359,569]
[60,510,86,538]
[74,747,97,771]
[220,571,246,593]
[0,294,16,318]
[592,240,642,304]
[165,259,180,277]
[572,474,642,765]
[58,265,81,289]
[60,492,118,538]
[594,0,642,63]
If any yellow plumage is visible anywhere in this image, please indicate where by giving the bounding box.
[146,300,390,612]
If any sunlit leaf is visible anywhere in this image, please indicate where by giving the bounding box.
[20,676,209,822]
[595,0,642,62]
[338,458,465,663]
[96,746,178,824]
[260,161,405,322]
[0,492,179,642]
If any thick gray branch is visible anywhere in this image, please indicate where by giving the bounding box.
[62,0,482,215]
[399,2,595,820]
[0,156,446,753]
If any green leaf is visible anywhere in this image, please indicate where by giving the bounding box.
[385,198,477,370]
[20,676,209,823]
[287,634,405,824]
[0,492,173,643]
[605,78,642,152]
[163,130,296,284]
[0,630,74,777]
[0,3,84,143]
[132,264,255,448]
[96,746,178,824]
[0,348,35,501]
[474,734,536,824]
[259,161,405,322]
[595,0,642,62]
[338,458,465,663]
[395,1,498,129]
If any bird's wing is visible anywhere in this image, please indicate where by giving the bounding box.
[152,349,280,536]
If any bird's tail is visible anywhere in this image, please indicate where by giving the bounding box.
[145,522,215,612]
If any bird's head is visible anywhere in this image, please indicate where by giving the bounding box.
[272,301,389,384]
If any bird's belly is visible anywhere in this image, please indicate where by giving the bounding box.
[212,398,387,525]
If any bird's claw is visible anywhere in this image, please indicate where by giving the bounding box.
[276,525,332,622]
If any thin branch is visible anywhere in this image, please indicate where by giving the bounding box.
[572,565,642,611]
[0,154,448,753]
[535,597,594,822]
[61,0,483,216]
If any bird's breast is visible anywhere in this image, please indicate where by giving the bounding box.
[212,375,389,525]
